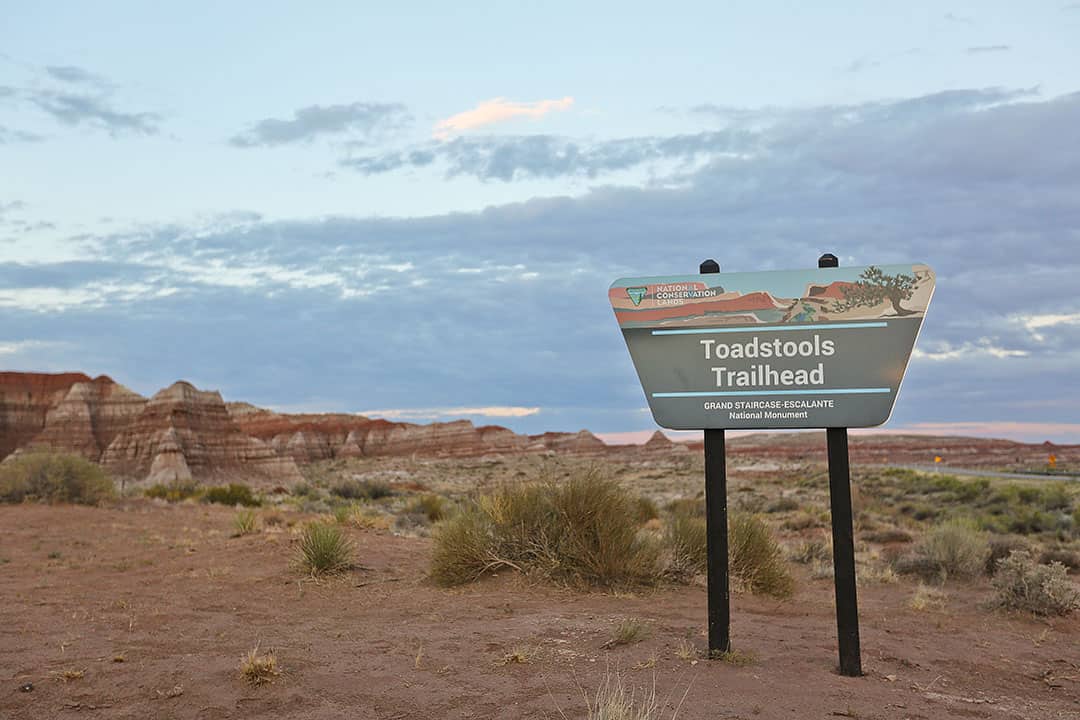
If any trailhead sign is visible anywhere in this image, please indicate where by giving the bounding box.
[610,264,935,430]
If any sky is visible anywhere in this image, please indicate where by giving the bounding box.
[2,1,1080,443]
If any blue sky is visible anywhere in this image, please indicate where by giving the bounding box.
[2,2,1080,442]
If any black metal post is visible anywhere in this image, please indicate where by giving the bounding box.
[819,252,863,677]
[700,258,731,657]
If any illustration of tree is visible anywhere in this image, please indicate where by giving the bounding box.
[832,266,918,316]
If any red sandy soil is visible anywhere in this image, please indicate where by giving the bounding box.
[2,502,1078,720]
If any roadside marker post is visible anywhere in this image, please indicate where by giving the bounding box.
[609,253,934,675]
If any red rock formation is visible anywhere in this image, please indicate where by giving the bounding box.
[529,430,608,454]
[27,377,146,460]
[0,372,145,461]
[230,409,535,459]
[101,382,302,486]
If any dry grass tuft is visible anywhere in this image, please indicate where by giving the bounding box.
[908,584,949,611]
[674,639,698,663]
[606,617,652,648]
[51,668,85,682]
[583,670,660,720]
[498,645,533,665]
[239,646,280,686]
[713,648,756,666]
[232,509,259,537]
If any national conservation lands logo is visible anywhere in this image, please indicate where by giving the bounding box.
[626,286,648,306]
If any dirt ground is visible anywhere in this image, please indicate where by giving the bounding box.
[2,497,1078,720]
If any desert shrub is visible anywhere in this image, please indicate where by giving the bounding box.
[990,551,1080,616]
[202,483,259,507]
[765,497,800,513]
[1039,545,1080,572]
[607,617,651,647]
[291,481,317,498]
[986,535,1031,576]
[331,479,393,501]
[861,528,913,544]
[430,470,662,588]
[404,494,450,524]
[145,480,201,502]
[633,496,660,524]
[232,509,259,536]
[0,452,114,505]
[662,510,794,597]
[298,521,354,575]
[665,497,704,518]
[782,511,823,531]
[729,513,795,598]
[790,537,831,565]
[332,504,353,524]
[901,518,989,581]
[665,513,707,579]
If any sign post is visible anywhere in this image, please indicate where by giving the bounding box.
[700,258,731,657]
[819,252,862,677]
[609,256,934,674]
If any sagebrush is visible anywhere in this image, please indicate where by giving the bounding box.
[0,452,114,505]
[990,550,1079,616]
[430,470,662,588]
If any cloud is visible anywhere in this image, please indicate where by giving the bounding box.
[967,45,1011,54]
[9,87,1080,439]
[434,97,573,139]
[1014,312,1080,341]
[844,57,881,73]
[911,339,1029,361]
[230,102,410,147]
[29,91,159,136]
[0,340,67,356]
[2,66,160,137]
[0,125,44,144]
[44,65,108,87]
[343,87,1039,182]
[362,406,541,420]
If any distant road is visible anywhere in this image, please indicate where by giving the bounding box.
[893,464,1080,482]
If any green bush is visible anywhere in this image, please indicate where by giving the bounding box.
[0,453,114,505]
[665,513,707,579]
[991,551,1079,616]
[404,494,451,524]
[430,471,662,588]
[331,479,393,501]
[633,496,660,524]
[729,513,795,598]
[202,483,260,507]
[665,497,704,518]
[662,510,794,598]
[145,480,201,502]
[903,518,989,581]
[298,522,354,575]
